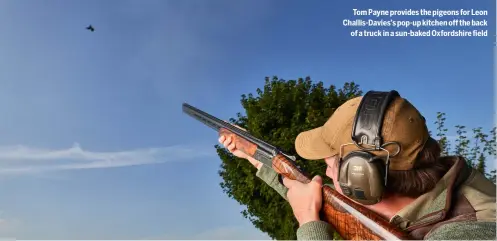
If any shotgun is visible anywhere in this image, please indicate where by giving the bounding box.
[182,103,411,240]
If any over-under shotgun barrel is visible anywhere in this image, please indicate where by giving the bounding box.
[182,103,411,240]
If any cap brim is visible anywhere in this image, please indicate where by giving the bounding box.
[295,126,337,160]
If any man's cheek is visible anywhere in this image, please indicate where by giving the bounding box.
[332,169,344,194]
[326,167,333,178]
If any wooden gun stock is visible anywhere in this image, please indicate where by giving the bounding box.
[220,128,411,240]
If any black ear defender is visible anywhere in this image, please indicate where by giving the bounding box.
[337,90,401,205]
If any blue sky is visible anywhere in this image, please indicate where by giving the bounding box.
[0,0,494,239]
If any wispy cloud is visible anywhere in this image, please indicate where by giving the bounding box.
[0,143,215,175]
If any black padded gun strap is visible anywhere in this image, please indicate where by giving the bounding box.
[351,90,400,149]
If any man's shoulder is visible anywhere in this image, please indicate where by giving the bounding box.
[459,167,496,221]
[425,220,496,240]
[391,157,496,239]
[418,163,496,240]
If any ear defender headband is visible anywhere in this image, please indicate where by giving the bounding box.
[337,90,401,205]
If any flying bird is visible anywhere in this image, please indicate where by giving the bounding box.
[86,25,94,32]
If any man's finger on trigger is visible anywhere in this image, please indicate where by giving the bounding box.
[282,177,294,188]
[312,175,323,185]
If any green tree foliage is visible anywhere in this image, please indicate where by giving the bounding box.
[215,77,496,240]
[434,112,451,155]
[215,76,362,240]
[434,113,496,182]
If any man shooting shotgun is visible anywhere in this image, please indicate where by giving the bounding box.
[183,90,496,240]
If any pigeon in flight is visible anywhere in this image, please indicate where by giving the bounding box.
[86,25,95,32]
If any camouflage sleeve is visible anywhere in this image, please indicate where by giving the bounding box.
[425,221,496,240]
[296,221,335,240]
[255,164,336,240]
[255,164,288,200]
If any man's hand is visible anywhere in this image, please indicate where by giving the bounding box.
[218,123,263,169]
[219,135,249,159]
[282,176,323,227]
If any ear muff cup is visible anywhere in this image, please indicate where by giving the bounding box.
[337,151,386,205]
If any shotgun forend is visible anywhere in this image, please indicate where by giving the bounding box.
[182,103,297,167]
